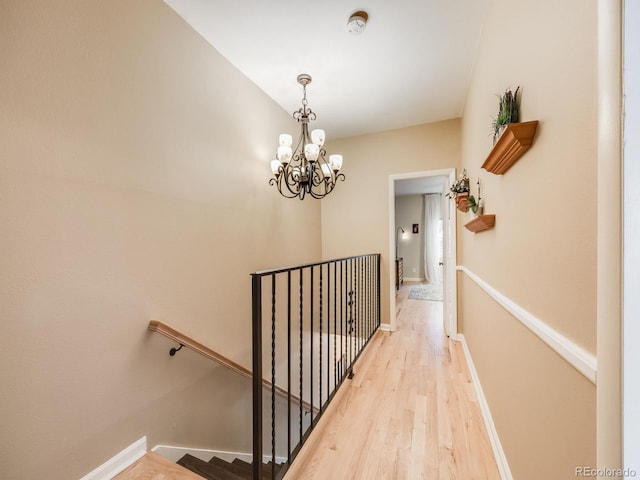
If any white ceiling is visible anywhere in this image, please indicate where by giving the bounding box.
[395,175,448,196]
[163,0,487,139]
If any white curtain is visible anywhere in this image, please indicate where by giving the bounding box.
[423,194,442,283]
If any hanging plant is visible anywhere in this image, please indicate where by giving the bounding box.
[447,170,473,212]
[446,169,470,199]
[491,86,520,144]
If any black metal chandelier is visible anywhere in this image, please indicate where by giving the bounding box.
[269,74,345,200]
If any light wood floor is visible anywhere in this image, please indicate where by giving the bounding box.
[284,283,501,480]
[114,451,205,480]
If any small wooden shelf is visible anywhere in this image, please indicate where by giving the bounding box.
[464,214,496,233]
[455,192,471,212]
[482,121,539,174]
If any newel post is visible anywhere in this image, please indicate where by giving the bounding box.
[251,274,263,480]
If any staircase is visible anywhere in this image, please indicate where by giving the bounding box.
[177,454,283,480]
[114,451,283,480]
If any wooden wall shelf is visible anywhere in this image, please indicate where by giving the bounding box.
[482,121,538,174]
[455,192,471,212]
[464,214,496,233]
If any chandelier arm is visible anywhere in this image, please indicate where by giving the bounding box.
[318,173,346,198]
[293,131,306,162]
[309,165,325,188]
[284,167,304,195]
[269,174,300,199]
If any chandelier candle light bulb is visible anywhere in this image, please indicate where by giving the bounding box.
[268,73,345,200]
[277,145,292,164]
[304,143,320,161]
[311,129,325,146]
[279,134,293,146]
[270,160,282,177]
[329,154,343,171]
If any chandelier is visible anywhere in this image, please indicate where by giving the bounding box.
[269,74,345,200]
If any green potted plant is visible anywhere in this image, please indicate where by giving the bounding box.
[467,194,482,215]
[451,175,483,216]
[447,170,469,198]
[447,170,471,211]
[491,86,520,144]
[469,178,484,215]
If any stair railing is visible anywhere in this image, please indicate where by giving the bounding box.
[251,253,381,480]
[148,320,315,413]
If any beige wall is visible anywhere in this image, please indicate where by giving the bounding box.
[321,120,461,325]
[0,1,321,479]
[395,195,425,280]
[458,0,597,478]
[0,0,609,478]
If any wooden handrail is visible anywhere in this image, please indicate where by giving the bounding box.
[148,320,314,412]
[149,320,251,377]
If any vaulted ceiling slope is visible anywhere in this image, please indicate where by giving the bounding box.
[164,0,487,138]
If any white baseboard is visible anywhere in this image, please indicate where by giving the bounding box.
[457,335,513,480]
[152,444,286,465]
[80,436,147,480]
[403,277,425,282]
[379,323,393,332]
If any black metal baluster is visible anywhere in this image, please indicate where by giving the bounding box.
[355,258,362,358]
[251,274,263,480]
[299,267,303,444]
[357,257,360,352]
[309,266,314,425]
[347,258,353,378]
[287,270,291,465]
[319,265,323,413]
[372,255,376,336]
[364,256,369,342]
[333,262,338,392]
[271,274,276,473]
[351,258,355,360]
[360,257,364,349]
[340,260,344,381]
[356,258,359,357]
[377,254,381,329]
[326,263,330,403]
[368,257,374,338]
[344,259,348,377]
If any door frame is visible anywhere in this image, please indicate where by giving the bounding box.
[388,168,458,334]
[623,0,639,469]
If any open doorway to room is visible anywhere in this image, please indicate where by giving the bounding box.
[388,169,458,335]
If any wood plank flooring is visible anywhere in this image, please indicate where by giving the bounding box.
[284,282,501,480]
[114,452,205,480]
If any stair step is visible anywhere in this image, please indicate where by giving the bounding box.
[229,458,281,479]
[208,457,252,479]
[177,454,247,480]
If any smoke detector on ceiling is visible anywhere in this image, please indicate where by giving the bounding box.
[347,11,368,35]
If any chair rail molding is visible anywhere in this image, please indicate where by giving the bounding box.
[457,266,597,384]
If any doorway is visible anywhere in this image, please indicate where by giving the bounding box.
[388,169,458,335]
